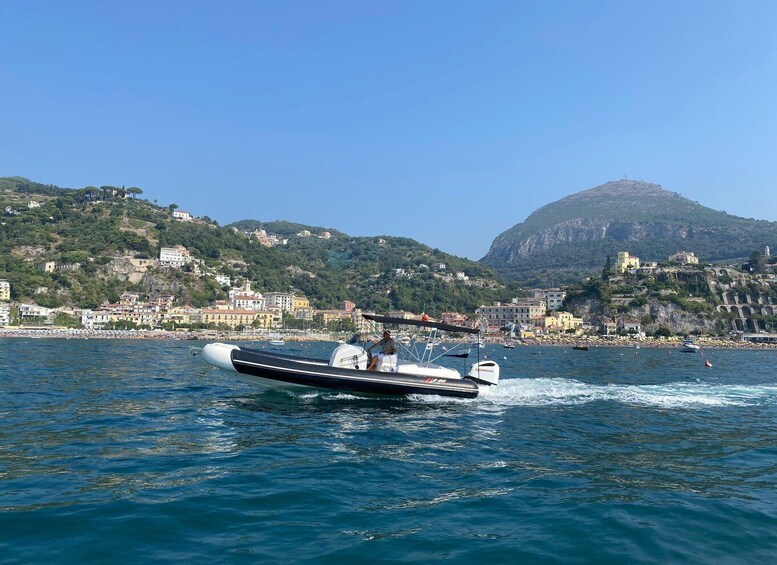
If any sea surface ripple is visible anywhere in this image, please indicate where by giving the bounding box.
[1,340,777,563]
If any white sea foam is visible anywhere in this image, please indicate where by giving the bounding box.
[418,378,777,409]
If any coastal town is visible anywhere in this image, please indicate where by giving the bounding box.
[3,239,777,349]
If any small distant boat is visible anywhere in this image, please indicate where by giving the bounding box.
[268,339,285,346]
[572,345,589,351]
[680,339,700,353]
[503,340,516,349]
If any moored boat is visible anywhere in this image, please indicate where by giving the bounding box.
[679,339,701,353]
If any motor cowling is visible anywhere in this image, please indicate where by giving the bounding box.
[329,344,369,370]
[467,360,500,386]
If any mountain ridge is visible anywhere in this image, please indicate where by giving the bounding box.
[482,180,777,285]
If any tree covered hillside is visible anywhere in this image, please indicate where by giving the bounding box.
[0,177,506,315]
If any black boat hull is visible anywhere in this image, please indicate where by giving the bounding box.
[231,347,480,398]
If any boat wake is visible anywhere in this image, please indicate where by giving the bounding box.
[417,377,777,408]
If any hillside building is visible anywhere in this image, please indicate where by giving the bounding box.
[542,311,583,333]
[339,300,355,312]
[252,229,287,247]
[264,292,293,312]
[616,251,640,273]
[531,289,566,310]
[293,296,310,312]
[0,279,10,302]
[233,294,266,311]
[623,320,643,335]
[18,303,53,323]
[669,251,699,265]
[172,210,192,221]
[159,245,191,268]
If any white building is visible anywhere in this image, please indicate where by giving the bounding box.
[215,274,231,287]
[623,320,643,335]
[18,303,53,323]
[264,292,293,312]
[27,200,41,209]
[0,303,10,326]
[532,289,566,310]
[81,309,111,329]
[229,281,255,301]
[233,294,266,311]
[478,299,546,329]
[172,210,192,221]
[0,279,10,302]
[159,245,191,268]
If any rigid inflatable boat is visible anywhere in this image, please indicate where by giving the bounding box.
[198,314,500,399]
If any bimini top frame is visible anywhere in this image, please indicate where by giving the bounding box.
[361,314,480,366]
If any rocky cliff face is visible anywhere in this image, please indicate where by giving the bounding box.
[566,295,720,336]
[493,219,694,261]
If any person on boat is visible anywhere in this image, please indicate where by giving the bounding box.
[367,330,398,371]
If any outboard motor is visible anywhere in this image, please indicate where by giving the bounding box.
[467,360,500,386]
[329,344,369,370]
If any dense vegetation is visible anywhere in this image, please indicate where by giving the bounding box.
[0,176,507,315]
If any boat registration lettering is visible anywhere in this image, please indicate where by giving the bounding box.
[423,377,446,384]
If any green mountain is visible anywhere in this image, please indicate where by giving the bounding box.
[482,180,777,285]
[0,176,504,315]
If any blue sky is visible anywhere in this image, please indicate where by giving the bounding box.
[1,1,776,259]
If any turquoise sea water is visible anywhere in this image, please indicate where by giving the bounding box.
[1,339,777,563]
